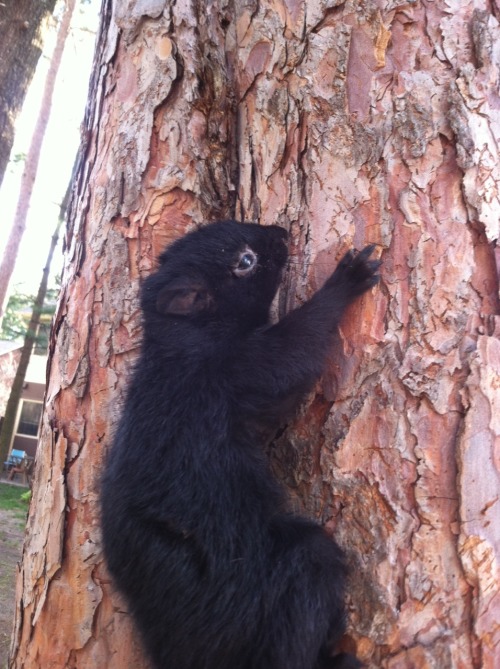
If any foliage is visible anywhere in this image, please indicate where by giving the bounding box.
[11,152,27,165]
[1,291,34,342]
[0,286,59,350]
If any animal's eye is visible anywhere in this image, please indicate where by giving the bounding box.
[238,253,254,269]
[233,248,258,277]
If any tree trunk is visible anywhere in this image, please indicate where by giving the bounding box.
[10,1,500,668]
[0,0,57,189]
[0,0,76,324]
[0,216,62,468]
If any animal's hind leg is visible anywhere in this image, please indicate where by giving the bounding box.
[259,517,354,669]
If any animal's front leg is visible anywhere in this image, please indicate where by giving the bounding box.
[232,246,381,420]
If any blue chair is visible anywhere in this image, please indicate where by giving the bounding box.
[3,449,26,472]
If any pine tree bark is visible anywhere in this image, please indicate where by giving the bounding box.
[0,0,57,189]
[10,1,500,668]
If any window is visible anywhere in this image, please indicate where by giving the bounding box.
[16,401,43,437]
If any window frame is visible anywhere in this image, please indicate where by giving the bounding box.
[15,399,43,439]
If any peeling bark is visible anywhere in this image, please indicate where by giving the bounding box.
[10,1,500,668]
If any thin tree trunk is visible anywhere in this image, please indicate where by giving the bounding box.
[0,0,57,189]
[0,0,76,325]
[0,212,63,468]
[10,2,500,668]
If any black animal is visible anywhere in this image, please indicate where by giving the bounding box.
[101,221,380,669]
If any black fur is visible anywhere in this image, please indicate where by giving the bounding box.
[101,221,380,669]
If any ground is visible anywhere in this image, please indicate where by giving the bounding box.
[0,483,28,669]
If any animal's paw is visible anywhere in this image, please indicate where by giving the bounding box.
[325,245,381,297]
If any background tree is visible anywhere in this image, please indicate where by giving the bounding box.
[0,0,76,324]
[0,288,58,344]
[0,217,61,469]
[10,1,500,668]
[0,0,57,189]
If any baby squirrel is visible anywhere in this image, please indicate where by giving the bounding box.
[101,221,380,669]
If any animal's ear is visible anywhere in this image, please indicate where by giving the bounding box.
[156,277,212,316]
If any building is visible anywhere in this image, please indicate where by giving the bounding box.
[0,340,22,414]
[0,341,46,459]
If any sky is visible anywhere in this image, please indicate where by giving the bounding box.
[0,0,100,296]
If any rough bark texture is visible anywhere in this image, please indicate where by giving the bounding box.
[0,0,57,190]
[10,1,500,668]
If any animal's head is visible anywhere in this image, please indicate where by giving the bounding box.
[141,221,289,331]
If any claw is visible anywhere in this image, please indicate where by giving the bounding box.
[358,244,376,258]
[325,243,381,296]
